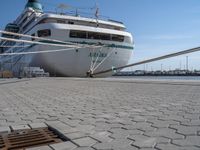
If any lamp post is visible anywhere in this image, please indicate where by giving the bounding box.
[186,56,189,73]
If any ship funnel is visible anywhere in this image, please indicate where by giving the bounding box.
[25,0,43,12]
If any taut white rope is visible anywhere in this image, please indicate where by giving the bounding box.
[0,43,105,56]
[0,45,30,48]
[0,30,80,46]
[92,47,116,72]
[0,30,105,48]
[91,46,103,72]
[92,46,200,76]
[90,47,95,71]
[0,36,80,48]
[0,47,80,56]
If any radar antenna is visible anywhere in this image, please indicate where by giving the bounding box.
[94,2,100,26]
[95,7,99,18]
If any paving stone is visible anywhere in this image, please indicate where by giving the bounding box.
[145,128,184,139]
[140,148,157,150]
[73,137,98,147]
[46,121,74,133]
[181,120,200,126]
[132,138,158,148]
[155,143,200,150]
[115,145,139,150]
[73,148,94,150]
[92,139,133,150]
[11,124,30,131]
[172,136,200,147]
[129,135,169,148]
[158,115,190,123]
[6,116,23,123]
[92,142,113,150]
[123,122,156,132]
[64,132,87,140]
[94,123,112,131]
[109,128,142,140]
[75,125,95,134]
[150,120,179,128]
[61,128,79,134]
[90,131,113,143]
[110,132,129,139]
[26,145,52,150]
[183,114,200,120]
[50,141,77,150]
[0,126,10,133]
[130,116,147,122]
[108,118,134,125]
[170,125,200,136]
[29,123,48,129]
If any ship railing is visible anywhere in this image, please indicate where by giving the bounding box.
[43,10,123,24]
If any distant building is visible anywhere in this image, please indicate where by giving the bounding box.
[133,70,145,75]
[114,69,200,76]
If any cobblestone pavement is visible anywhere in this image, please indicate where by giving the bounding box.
[0,78,200,150]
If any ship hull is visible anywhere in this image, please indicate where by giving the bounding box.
[29,45,133,77]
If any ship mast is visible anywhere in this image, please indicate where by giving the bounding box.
[95,3,100,26]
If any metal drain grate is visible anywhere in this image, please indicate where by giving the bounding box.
[0,127,63,150]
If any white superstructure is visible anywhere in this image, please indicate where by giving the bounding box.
[0,0,134,77]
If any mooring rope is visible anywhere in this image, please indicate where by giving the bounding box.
[0,42,107,56]
[0,30,103,48]
[92,47,116,72]
[0,30,80,46]
[0,45,30,48]
[0,36,81,48]
[90,47,96,71]
[91,46,104,72]
[0,47,81,56]
[92,46,200,76]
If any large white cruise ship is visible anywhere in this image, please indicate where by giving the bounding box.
[0,0,134,77]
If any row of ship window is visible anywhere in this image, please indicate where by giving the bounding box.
[34,29,125,42]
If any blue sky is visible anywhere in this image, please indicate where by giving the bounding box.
[1,0,200,70]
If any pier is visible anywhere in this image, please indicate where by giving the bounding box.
[0,77,200,149]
